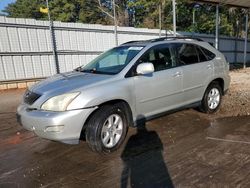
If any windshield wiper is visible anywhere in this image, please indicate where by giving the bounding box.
[75,67,100,73]
[74,66,83,72]
[81,68,98,73]
[81,68,116,75]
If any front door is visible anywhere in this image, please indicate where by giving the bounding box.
[133,44,183,119]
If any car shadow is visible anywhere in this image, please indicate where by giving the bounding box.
[120,120,174,188]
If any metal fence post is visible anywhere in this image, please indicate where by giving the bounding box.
[215,4,219,50]
[159,4,162,37]
[172,0,176,37]
[46,0,60,74]
[113,0,118,46]
[244,13,248,69]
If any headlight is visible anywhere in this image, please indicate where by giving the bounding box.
[41,92,80,111]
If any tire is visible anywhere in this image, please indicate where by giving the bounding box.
[85,102,128,153]
[200,82,222,113]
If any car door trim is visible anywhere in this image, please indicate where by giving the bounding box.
[139,90,184,103]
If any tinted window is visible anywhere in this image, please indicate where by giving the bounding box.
[196,47,208,62]
[200,47,216,60]
[174,43,199,65]
[138,44,175,72]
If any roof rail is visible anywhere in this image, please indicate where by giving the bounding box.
[122,40,143,45]
[150,36,204,42]
[122,36,204,45]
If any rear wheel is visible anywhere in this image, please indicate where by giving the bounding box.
[200,82,222,113]
[85,103,128,153]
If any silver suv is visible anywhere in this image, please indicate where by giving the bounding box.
[17,37,230,153]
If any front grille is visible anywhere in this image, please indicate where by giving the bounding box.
[24,90,41,105]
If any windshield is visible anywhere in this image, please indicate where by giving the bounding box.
[79,46,144,75]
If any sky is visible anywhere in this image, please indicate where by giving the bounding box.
[0,0,16,13]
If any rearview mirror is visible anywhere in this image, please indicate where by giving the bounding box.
[136,63,154,75]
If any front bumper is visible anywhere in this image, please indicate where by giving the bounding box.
[17,104,96,144]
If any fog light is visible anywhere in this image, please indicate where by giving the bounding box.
[45,125,64,132]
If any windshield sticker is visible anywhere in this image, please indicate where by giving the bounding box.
[128,47,143,51]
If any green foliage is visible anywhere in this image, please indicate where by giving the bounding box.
[3,0,46,19]
[3,0,111,24]
[128,0,161,28]
[78,0,111,24]
[2,0,249,37]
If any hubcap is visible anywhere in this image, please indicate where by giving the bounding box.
[208,88,220,110]
[101,114,123,148]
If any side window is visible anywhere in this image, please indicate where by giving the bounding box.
[138,44,175,72]
[196,47,208,62]
[200,47,216,60]
[174,43,199,65]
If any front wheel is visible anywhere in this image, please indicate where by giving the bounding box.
[85,103,128,153]
[200,82,222,113]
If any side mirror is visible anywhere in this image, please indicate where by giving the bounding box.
[136,63,154,75]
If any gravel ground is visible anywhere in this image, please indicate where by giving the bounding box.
[215,68,250,117]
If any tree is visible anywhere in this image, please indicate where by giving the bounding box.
[227,7,247,37]
[79,0,112,24]
[3,0,113,24]
[2,0,249,38]
[127,0,163,28]
[3,0,46,19]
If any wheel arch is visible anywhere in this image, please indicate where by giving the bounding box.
[79,99,134,140]
[209,78,225,95]
[97,99,134,126]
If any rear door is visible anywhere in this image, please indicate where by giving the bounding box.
[173,43,213,105]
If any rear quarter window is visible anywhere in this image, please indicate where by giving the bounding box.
[174,43,199,65]
[200,47,216,60]
[196,47,208,62]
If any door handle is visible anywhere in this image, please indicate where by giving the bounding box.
[173,71,182,77]
[207,64,212,69]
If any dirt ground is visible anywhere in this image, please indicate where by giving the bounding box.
[216,68,250,118]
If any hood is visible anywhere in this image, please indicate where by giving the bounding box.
[30,71,113,95]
